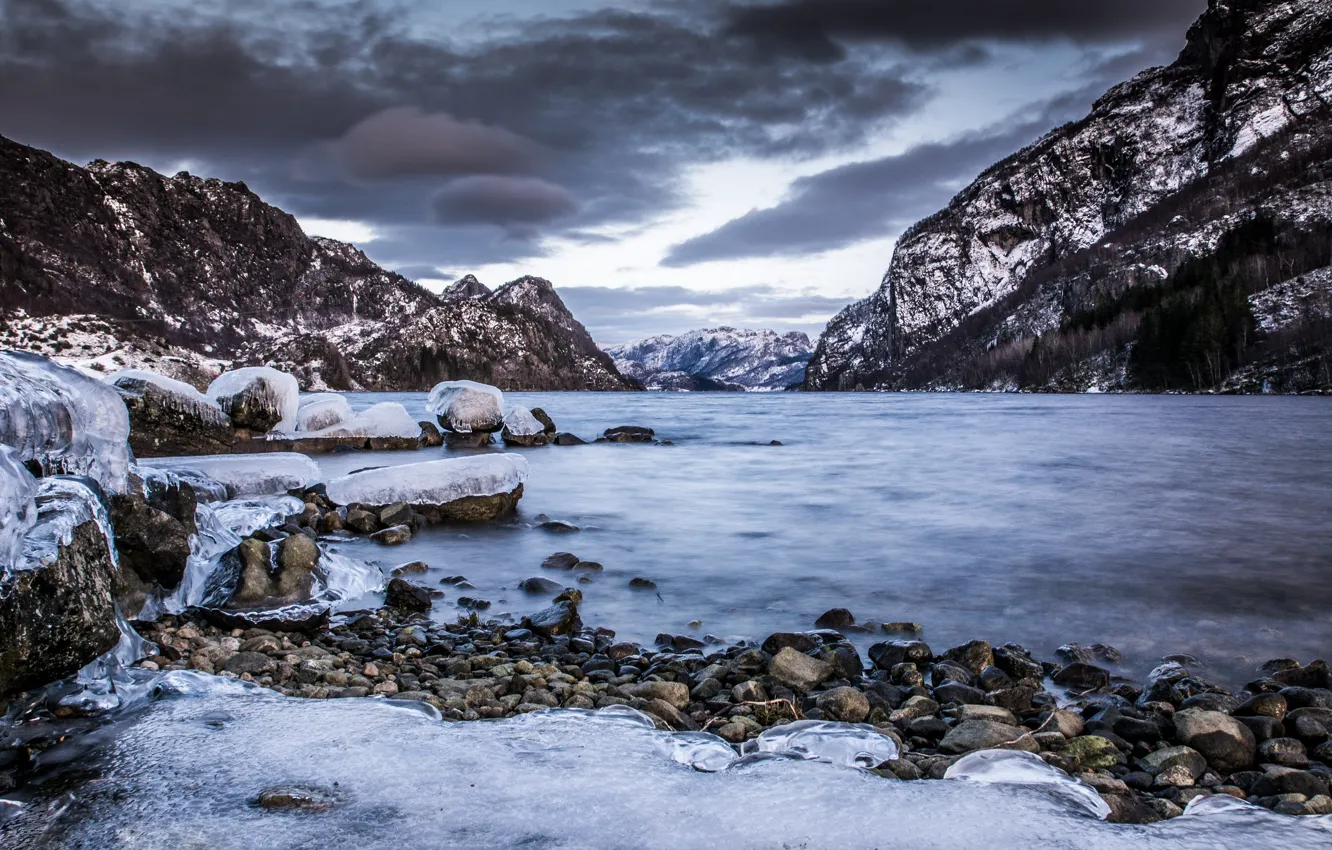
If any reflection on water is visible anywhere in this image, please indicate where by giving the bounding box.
[318,392,1332,685]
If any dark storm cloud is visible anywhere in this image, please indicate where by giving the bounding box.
[660,81,1128,266]
[431,176,579,229]
[557,283,850,342]
[393,264,452,281]
[726,0,1206,60]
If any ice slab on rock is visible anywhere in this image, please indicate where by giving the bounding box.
[145,453,321,498]
[21,476,117,570]
[207,367,299,433]
[945,749,1110,819]
[295,395,354,432]
[286,401,420,440]
[106,369,229,427]
[503,404,545,437]
[744,719,900,768]
[0,351,132,493]
[0,447,38,571]
[427,380,503,433]
[325,453,528,506]
[20,696,1332,850]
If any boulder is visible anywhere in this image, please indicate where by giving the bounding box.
[418,421,444,447]
[816,687,870,723]
[553,432,586,446]
[1173,709,1257,773]
[208,367,299,433]
[541,552,581,570]
[943,640,994,676]
[370,525,412,546]
[938,720,1038,754]
[426,381,504,434]
[814,608,855,629]
[109,484,195,606]
[1139,745,1207,779]
[602,425,655,443]
[110,370,236,456]
[869,640,933,670]
[522,599,582,638]
[384,578,433,612]
[770,647,832,691]
[325,455,528,524]
[529,408,558,435]
[225,534,319,607]
[0,519,120,698]
[761,632,820,656]
[1051,662,1110,691]
[501,406,549,447]
[625,681,690,710]
[1258,737,1309,768]
[518,576,564,595]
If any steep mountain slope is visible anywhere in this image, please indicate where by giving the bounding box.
[0,135,633,391]
[806,0,1332,392]
[605,328,813,391]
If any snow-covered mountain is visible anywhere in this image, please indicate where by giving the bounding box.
[605,328,813,391]
[0,135,633,391]
[806,0,1332,393]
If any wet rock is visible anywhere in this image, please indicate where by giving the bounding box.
[346,508,380,535]
[444,431,491,449]
[1051,662,1110,691]
[628,578,657,590]
[818,644,864,681]
[1258,737,1309,768]
[1249,767,1329,799]
[529,408,558,435]
[1044,710,1086,739]
[522,599,582,638]
[552,432,585,446]
[1173,710,1256,773]
[390,562,429,578]
[602,425,655,443]
[378,502,413,528]
[109,487,194,604]
[816,686,870,723]
[868,640,932,670]
[813,608,855,629]
[225,651,277,676]
[1281,687,1332,710]
[1236,692,1288,721]
[418,421,444,447]
[1274,660,1330,690]
[1234,714,1285,742]
[0,521,120,698]
[541,552,580,570]
[935,682,988,705]
[625,681,690,709]
[113,374,236,456]
[942,640,993,676]
[1140,745,1206,779]
[1057,643,1123,665]
[254,785,340,812]
[761,632,820,656]
[384,578,432,612]
[370,525,412,546]
[1103,793,1163,824]
[518,576,563,595]
[938,720,1037,755]
[538,519,579,533]
[770,647,832,692]
[992,644,1045,681]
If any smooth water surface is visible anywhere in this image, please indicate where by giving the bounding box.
[320,392,1331,684]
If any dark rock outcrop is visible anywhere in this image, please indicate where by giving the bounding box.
[111,375,236,456]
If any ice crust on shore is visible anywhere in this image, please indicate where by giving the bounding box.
[106,369,229,427]
[325,453,528,506]
[144,453,322,498]
[0,350,132,493]
[16,684,1332,850]
[427,380,504,433]
[208,366,300,432]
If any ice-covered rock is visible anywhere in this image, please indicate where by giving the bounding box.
[144,453,322,499]
[308,402,421,440]
[944,749,1111,820]
[0,350,132,493]
[501,405,548,447]
[295,394,354,432]
[426,380,504,434]
[325,454,527,522]
[208,367,299,433]
[745,720,900,769]
[0,447,37,571]
[108,368,235,457]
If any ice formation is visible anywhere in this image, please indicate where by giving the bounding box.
[207,366,300,432]
[0,447,37,571]
[944,749,1110,819]
[106,369,229,427]
[15,690,1332,850]
[426,380,504,433]
[144,453,322,499]
[0,350,132,493]
[743,719,900,768]
[289,401,420,440]
[502,404,545,437]
[295,394,354,432]
[325,453,528,506]
[20,476,118,570]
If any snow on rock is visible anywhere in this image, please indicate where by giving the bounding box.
[1249,266,1332,333]
[325,453,528,508]
[106,369,227,426]
[426,380,504,433]
[145,453,321,499]
[0,447,38,571]
[606,328,814,391]
[207,367,299,433]
[30,690,1332,850]
[107,368,236,457]
[0,351,132,493]
[295,394,354,432]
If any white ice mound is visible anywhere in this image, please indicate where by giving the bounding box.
[426,380,504,433]
[295,394,354,432]
[145,453,321,498]
[207,366,300,433]
[502,404,545,437]
[744,720,900,768]
[292,402,421,440]
[21,476,117,569]
[33,697,1332,850]
[945,749,1110,820]
[107,369,229,427]
[325,453,528,506]
[0,447,38,571]
[0,350,132,493]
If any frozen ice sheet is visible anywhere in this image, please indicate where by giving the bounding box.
[325,453,528,506]
[145,453,322,498]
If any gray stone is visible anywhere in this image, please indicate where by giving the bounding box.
[939,720,1038,754]
[369,524,412,546]
[816,686,870,723]
[626,681,690,709]
[1173,709,1256,773]
[1140,745,1207,779]
[770,647,833,692]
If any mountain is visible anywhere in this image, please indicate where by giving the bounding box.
[806,0,1332,393]
[0,134,633,391]
[605,327,813,391]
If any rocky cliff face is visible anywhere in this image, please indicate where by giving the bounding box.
[605,327,813,391]
[807,0,1332,392]
[0,135,634,391]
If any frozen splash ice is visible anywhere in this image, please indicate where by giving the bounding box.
[207,366,300,432]
[20,476,118,570]
[282,401,420,440]
[944,749,1110,819]
[144,453,322,498]
[325,453,528,506]
[296,394,354,431]
[426,379,504,433]
[0,351,131,494]
[743,719,900,768]
[502,404,545,437]
[11,692,1331,850]
[0,447,38,571]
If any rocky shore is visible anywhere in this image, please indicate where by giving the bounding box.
[121,599,1332,825]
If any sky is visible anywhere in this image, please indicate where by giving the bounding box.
[0,0,1208,343]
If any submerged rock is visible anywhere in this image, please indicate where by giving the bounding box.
[553,432,586,446]
[601,425,654,443]
[529,408,558,435]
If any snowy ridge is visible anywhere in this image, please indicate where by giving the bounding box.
[605,327,814,391]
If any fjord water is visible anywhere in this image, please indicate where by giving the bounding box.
[326,392,1332,685]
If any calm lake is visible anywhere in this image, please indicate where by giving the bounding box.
[318,391,1332,686]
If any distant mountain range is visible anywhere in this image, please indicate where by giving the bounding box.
[604,328,813,391]
[806,0,1332,393]
[0,136,632,391]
